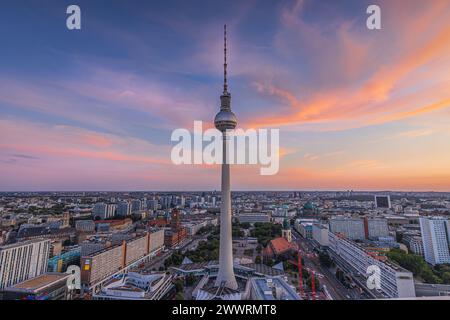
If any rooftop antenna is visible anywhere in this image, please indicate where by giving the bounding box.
[223,24,228,94]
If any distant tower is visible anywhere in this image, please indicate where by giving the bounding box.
[282,213,292,243]
[170,208,181,230]
[214,24,238,290]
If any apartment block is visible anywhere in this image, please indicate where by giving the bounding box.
[0,239,51,290]
[328,232,415,298]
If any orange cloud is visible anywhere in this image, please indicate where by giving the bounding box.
[247,2,450,131]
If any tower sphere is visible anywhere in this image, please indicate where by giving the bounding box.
[214,109,237,131]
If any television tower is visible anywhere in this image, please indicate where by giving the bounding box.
[214,24,238,290]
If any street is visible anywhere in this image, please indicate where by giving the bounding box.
[292,230,363,300]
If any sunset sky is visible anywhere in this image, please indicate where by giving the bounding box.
[1,0,450,191]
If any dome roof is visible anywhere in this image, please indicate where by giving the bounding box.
[303,201,315,210]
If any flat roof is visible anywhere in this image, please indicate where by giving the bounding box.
[9,273,69,292]
[0,239,49,250]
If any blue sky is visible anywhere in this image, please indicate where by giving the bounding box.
[1,0,450,191]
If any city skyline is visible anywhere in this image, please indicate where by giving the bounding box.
[1,0,450,191]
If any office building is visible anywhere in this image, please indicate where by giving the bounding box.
[47,247,81,273]
[2,273,70,300]
[117,201,132,217]
[329,217,365,240]
[0,239,51,290]
[93,272,173,300]
[146,199,158,211]
[375,195,391,209]
[164,209,187,248]
[80,229,165,288]
[402,233,424,256]
[75,220,95,233]
[238,212,271,224]
[246,276,300,300]
[364,217,389,240]
[92,203,116,220]
[131,200,142,213]
[294,219,317,239]
[419,217,450,265]
[328,232,415,298]
[312,223,329,247]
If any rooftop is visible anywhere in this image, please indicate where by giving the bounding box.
[268,237,297,255]
[7,273,69,293]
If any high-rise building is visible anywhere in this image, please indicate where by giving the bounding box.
[213,25,238,290]
[164,209,187,248]
[146,199,158,211]
[92,203,116,220]
[328,232,415,298]
[0,239,51,289]
[117,201,132,216]
[312,223,329,247]
[80,229,165,288]
[375,195,391,209]
[419,217,450,265]
[329,217,365,240]
[364,217,389,240]
[402,233,424,256]
[161,196,172,209]
[131,199,142,213]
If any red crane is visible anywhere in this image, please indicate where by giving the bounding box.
[297,250,304,297]
[310,270,316,300]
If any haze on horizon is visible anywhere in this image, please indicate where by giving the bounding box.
[1,0,450,192]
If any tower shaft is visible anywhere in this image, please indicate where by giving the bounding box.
[215,133,238,289]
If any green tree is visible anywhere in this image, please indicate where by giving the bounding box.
[240,222,251,229]
[174,279,184,293]
[185,274,197,286]
[387,249,443,284]
[174,292,184,300]
[318,251,332,268]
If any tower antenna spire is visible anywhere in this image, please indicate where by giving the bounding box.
[223,24,228,93]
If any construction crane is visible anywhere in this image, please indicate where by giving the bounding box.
[310,269,316,300]
[297,249,304,298]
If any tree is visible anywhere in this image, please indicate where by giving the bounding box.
[250,223,282,246]
[240,222,251,229]
[174,279,184,293]
[255,255,262,264]
[174,292,184,300]
[387,249,443,284]
[265,258,274,267]
[441,272,450,284]
[185,274,196,286]
[319,251,332,268]
[232,225,244,238]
